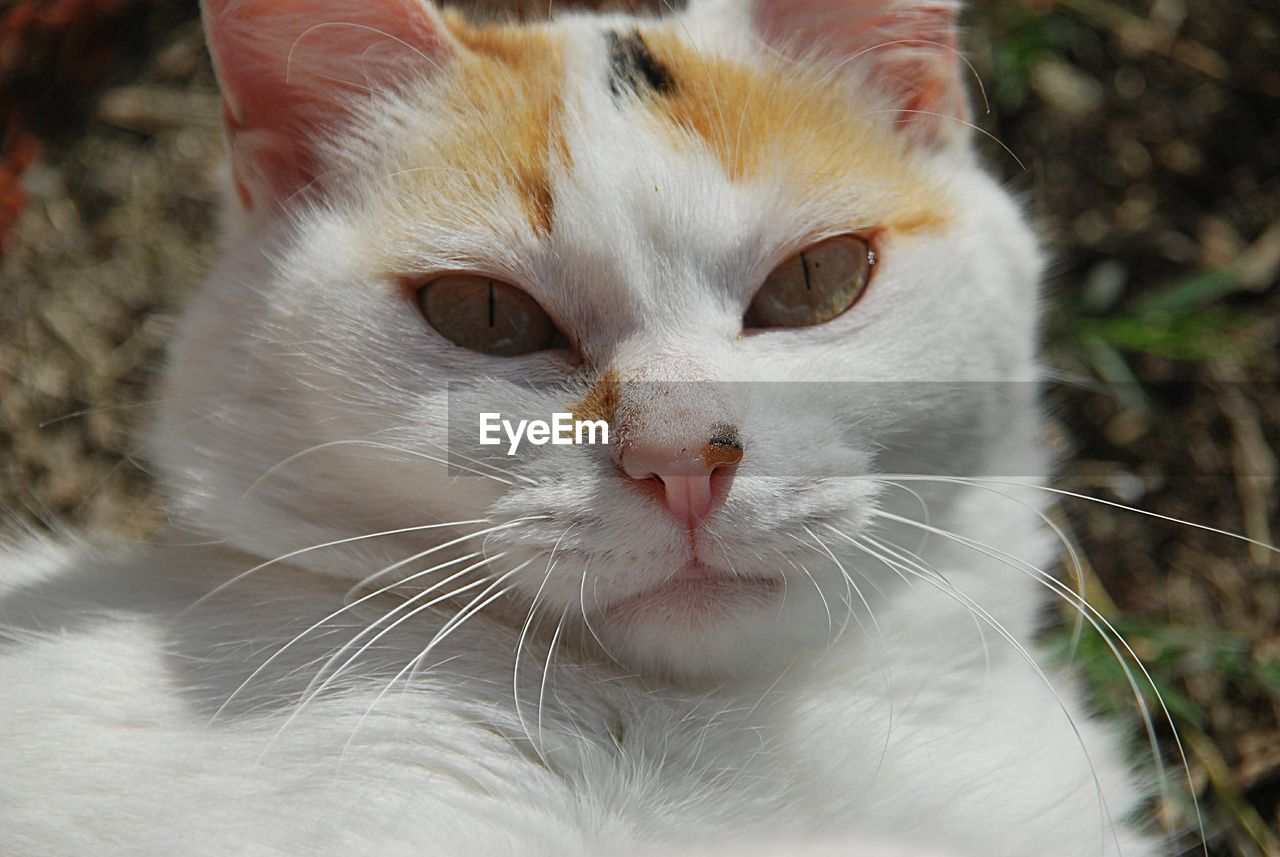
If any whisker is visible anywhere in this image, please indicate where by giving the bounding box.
[261,562,522,760]
[833,525,992,680]
[537,608,569,754]
[297,552,512,711]
[868,507,1203,852]
[420,436,541,486]
[755,35,1005,180]
[797,525,899,784]
[868,474,1279,555]
[792,556,835,637]
[352,561,539,716]
[791,528,854,637]
[818,107,1025,170]
[846,533,1121,857]
[578,558,626,667]
[210,547,488,723]
[239,440,525,505]
[513,524,575,756]
[347,516,551,601]
[514,560,558,760]
[184,518,491,614]
[338,560,538,755]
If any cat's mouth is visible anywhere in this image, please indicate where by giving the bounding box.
[604,562,780,625]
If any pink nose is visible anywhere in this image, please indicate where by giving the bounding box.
[620,433,743,530]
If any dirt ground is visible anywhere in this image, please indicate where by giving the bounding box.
[1,0,1278,853]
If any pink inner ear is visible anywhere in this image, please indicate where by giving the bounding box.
[203,0,454,209]
[752,0,966,143]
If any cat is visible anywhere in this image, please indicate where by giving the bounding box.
[0,0,1172,854]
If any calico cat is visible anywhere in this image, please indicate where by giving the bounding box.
[0,0,1170,854]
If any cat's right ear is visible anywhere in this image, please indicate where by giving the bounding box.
[202,0,456,212]
[744,0,968,147]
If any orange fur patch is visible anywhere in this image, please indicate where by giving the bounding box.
[571,371,621,425]
[414,12,568,236]
[634,32,952,235]
[701,440,743,468]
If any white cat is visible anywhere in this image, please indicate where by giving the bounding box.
[0,0,1169,854]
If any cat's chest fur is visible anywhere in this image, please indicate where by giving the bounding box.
[0,539,1154,857]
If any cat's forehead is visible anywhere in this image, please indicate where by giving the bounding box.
[376,10,953,264]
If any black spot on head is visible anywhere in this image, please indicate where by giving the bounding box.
[606,30,673,98]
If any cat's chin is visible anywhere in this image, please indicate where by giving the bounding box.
[605,563,780,626]
[595,565,830,681]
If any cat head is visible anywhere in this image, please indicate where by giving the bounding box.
[153,0,1044,679]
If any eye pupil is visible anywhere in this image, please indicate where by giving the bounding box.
[416,275,566,357]
[745,235,873,330]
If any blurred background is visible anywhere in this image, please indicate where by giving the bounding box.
[0,0,1277,852]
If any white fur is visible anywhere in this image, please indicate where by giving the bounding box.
[0,2,1165,854]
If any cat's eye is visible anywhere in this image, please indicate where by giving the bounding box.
[416,275,567,357]
[746,236,875,329]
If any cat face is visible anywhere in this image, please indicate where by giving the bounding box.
[154,0,1043,679]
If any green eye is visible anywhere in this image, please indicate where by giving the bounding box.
[746,236,875,329]
[417,275,566,357]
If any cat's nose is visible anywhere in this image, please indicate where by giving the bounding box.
[620,429,743,531]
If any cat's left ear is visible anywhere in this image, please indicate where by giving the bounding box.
[202,0,457,211]
[748,0,968,146]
